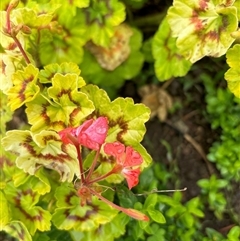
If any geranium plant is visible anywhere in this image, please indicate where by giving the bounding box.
[1,0,240,240]
[0,1,153,240]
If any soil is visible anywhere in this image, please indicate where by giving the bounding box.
[120,61,236,234]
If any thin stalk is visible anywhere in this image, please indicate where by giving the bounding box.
[6,2,31,64]
[85,148,101,183]
[6,2,13,33]
[12,36,31,64]
[87,165,121,185]
[75,145,85,183]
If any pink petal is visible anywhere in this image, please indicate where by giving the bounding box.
[58,127,77,145]
[75,119,94,136]
[76,117,108,150]
[104,141,125,157]
[124,147,143,167]
[84,117,108,144]
[122,167,141,189]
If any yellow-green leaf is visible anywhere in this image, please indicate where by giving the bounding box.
[225,44,240,98]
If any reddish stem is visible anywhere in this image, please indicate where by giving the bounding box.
[75,145,85,183]
[85,147,101,183]
[87,165,121,185]
[12,36,31,64]
[6,3,12,34]
[6,1,31,64]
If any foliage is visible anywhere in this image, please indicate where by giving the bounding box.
[1,0,240,240]
[203,75,240,181]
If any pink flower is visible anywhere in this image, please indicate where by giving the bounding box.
[104,142,143,189]
[58,117,108,150]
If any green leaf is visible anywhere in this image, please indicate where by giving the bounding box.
[77,0,126,47]
[2,130,79,182]
[0,91,13,134]
[152,17,192,81]
[0,190,10,229]
[52,184,118,231]
[26,74,94,132]
[144,194,158,209]
[147,207,166,224]
[227,226,240,240]
[13,6,55,28]
[180,212,194,228]
[7,64,40,111]
[225,44,240,98]
[3,221,32,241]
[37,6,87,66]
[116,185,138,208]
[167,0,238,63]
[39,62,85,88]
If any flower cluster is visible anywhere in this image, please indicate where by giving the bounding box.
[58,116,148,221]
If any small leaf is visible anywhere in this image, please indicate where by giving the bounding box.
[227,226,240,240]
[147,207,166,224]
[144,194,158,209]
[78,0,126,47]
[7,64,40,111]
[39,62,85,88]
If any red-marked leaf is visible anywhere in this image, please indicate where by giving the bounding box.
[26,73,94,132]
[81,85,151,148]
[167,0,238,63]
[4,183,51,235]
[2,221,31,241]
[2,130,79,182]
[81,85,152,182]
[7,64,40,111]
[152,17,192,80]
[52,184,118,231]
